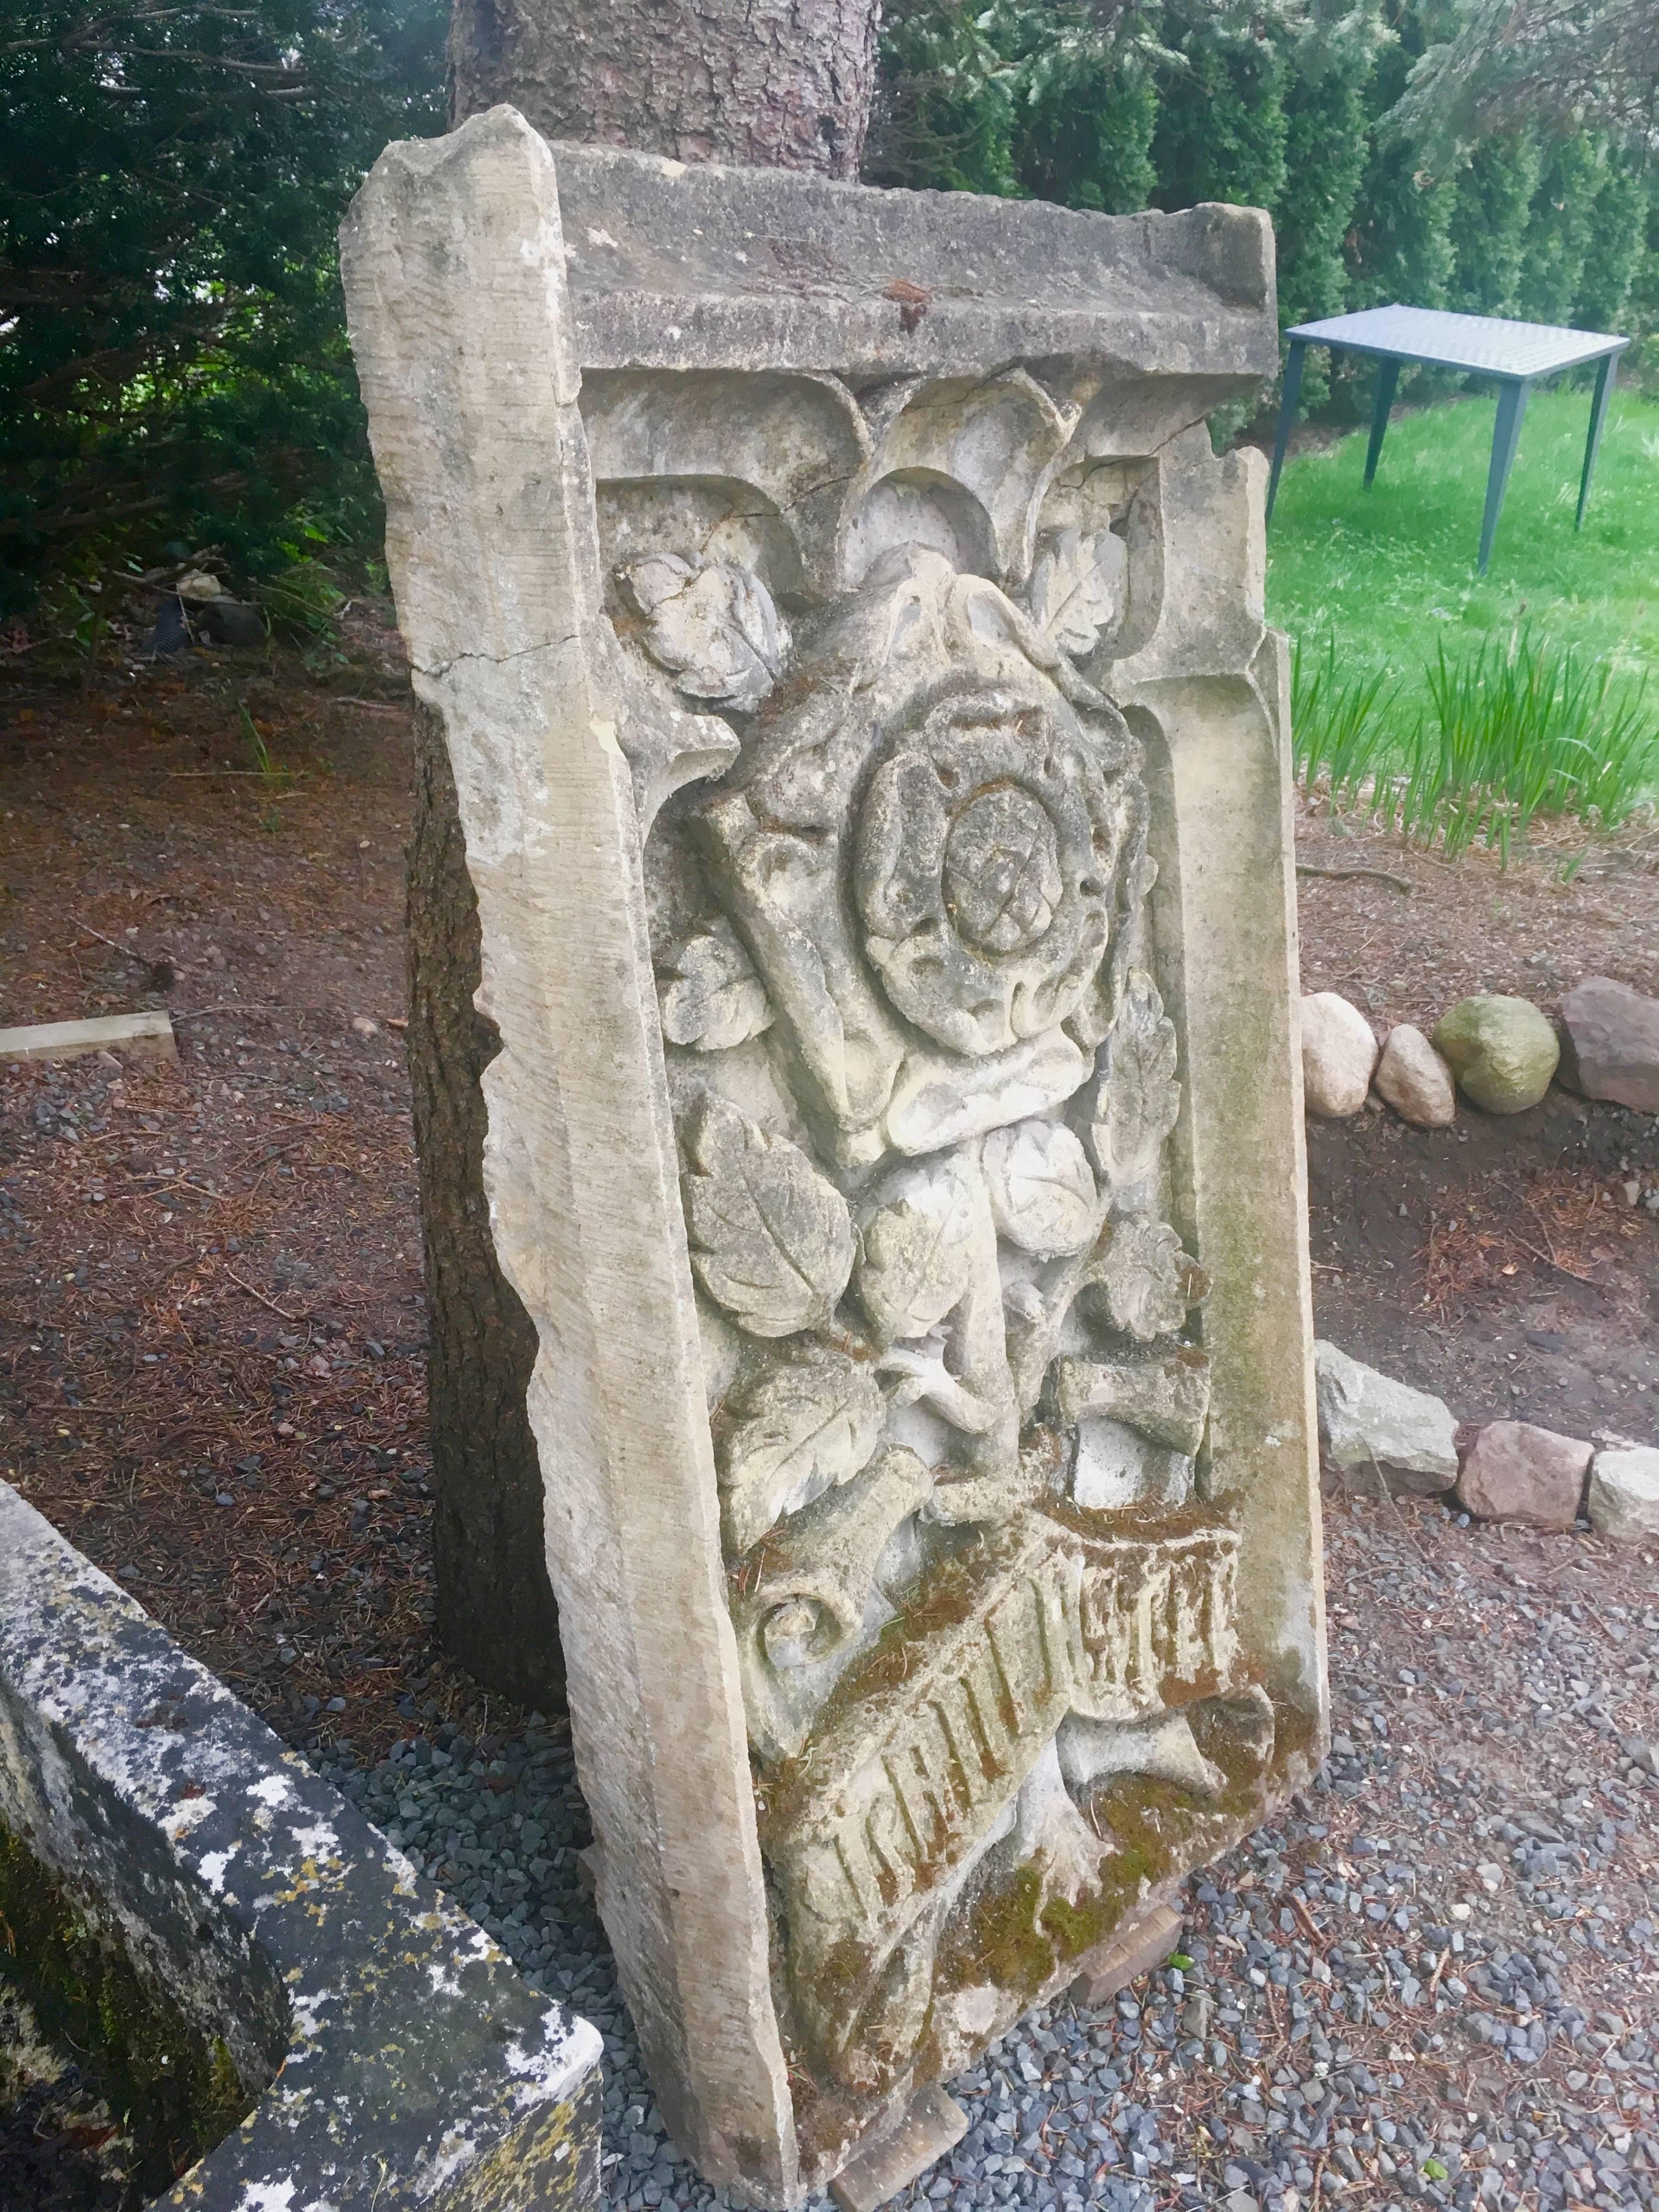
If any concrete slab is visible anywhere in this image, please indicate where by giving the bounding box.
[0,1480,602,2210]
[0,1010,176,1064]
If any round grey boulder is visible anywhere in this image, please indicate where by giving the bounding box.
[1431,994,1559,1114]
[1374,1023,1455,1128]
[1300,992,1377,1118]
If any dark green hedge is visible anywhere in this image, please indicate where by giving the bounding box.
[869,0,1654,426]
[0,0,443,616]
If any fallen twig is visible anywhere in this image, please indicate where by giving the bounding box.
[1289,1891,1325,1947]
[1296,864,1414,893]
[224,1269,300,1322]
[72,915,149,965]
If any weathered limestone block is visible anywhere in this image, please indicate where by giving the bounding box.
[342,108,1323,2208]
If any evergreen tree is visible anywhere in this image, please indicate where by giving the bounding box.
[0,0,443,610]
[1448,131,1544,317]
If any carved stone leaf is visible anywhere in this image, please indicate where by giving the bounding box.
[1026,526,1127,657]
[684,1097,854,1339]
[720,1342,884,1555]
[982,1117,1098,1258]
[856,1155,979,1345]
[1091,970,1181,1197]
[1090,1215,1192,1344]
[617,552,790,713]
[658,916,774,1052]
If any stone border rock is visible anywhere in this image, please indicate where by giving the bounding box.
[1299,974,1659,1132]
[1310,1350,1659,1545]
[0,1479,603,2211]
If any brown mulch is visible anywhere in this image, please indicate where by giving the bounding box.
[0,609,501,1761]
[3,622,1658,1777]
[1296,789,1659,1024]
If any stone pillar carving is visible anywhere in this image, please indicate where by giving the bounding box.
[341,108,1324,2208]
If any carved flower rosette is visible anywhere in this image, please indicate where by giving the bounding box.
[602,373,1274,2126]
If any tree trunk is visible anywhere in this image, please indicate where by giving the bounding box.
[447,0,879,176]
[413,0,879,1706]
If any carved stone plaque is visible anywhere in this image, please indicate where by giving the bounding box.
[342,108,1325,2209]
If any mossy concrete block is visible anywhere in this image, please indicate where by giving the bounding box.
[1431,994,1559,1114]
[0,1480,602,2211]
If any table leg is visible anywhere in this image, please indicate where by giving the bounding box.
[1363,358,1400,489]
[1478,379,1530,577]
[1576,353,1617,531]
[1266,340,1306,527]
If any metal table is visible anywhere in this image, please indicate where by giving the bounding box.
[1264,304,1629,575]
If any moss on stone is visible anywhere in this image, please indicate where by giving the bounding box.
[0,1821,253,2203]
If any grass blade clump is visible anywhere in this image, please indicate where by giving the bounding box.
[1294,622,1657,856]
[1291,631,1400,809]
[1406,628,1657,853]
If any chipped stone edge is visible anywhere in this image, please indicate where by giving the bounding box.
[0,1479,603,2212]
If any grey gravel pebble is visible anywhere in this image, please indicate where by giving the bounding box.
[308,1503,1659,2212]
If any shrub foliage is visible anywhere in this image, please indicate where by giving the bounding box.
[0,0,442,613]
[868,0,1654,427]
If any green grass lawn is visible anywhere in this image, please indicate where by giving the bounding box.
[1265,380,1659,719]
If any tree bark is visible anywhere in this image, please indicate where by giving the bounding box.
[407,698,564,1712]
[414,0,879,1706]
[448,0,879,176]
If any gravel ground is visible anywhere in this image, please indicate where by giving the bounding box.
[311,1491,1659,2212]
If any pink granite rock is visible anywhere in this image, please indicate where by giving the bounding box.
[1455,1420,1592,1529]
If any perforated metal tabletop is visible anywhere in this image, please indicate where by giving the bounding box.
[1265,303,1630,574]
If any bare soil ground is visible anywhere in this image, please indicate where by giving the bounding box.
[0,611,492,1762]
[1297,798,1659,1445]
[3,624,1657,2207]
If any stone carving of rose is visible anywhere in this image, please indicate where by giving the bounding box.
[853,684,1130,1057]
[692,549,1142,1164]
